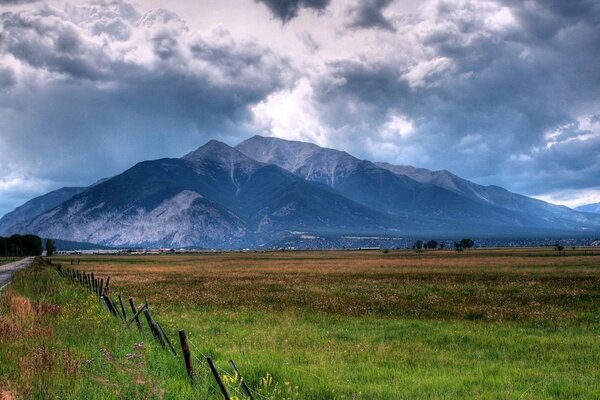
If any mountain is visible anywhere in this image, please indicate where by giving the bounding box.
[236,136,500,218]
[236,135,600,233]
[5,136,600,248]
[15,141,394,248]
[374,162,594,225]
[575,203,600,214]
[0,186,87,235]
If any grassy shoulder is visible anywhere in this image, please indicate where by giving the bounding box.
[0,259,260,400]
[0,258,17,266]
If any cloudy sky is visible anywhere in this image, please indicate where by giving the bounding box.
[1,0,599,216]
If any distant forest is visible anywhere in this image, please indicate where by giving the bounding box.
[0,234,43,257]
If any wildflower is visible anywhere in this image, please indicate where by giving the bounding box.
[221,371,238,384]
[260,372,273,386]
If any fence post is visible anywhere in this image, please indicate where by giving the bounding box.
[98,278,104,298]
[179,330,195,383]
[143,309,165,348]
[128,298,143,330]
[156,322,177,356]
[207,357,231,400]
[103,296,118,317]
[229,360,255,400]
[117,294,127,321]
[107,296,123,320]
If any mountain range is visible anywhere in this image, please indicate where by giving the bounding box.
[1,136,599,248]
[575,203,600,214]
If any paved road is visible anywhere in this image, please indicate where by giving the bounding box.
[0,257,34,291]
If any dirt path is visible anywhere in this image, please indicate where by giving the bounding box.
[0,256,34,291]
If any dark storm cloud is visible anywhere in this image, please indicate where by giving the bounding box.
[255,0,330,22]
[308,0,600,195]
[345,0,395,31]
[0,1,295,215]
[0,67,16,90]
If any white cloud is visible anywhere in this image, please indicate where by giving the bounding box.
[250,78,329,146]
[535,188,600,208]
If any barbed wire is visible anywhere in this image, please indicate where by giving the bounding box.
[55,265,276,400]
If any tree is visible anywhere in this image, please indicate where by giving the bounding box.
[414,240,423,251]
[439,242,445,250]
[426,240,438,249]
[454,241,463,252]
[0,234,42,256]
[460,238,475,249]
[46,239,56,257]
[554,241,564,252]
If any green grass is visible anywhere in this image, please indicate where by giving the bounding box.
[0,257,17,266]
[0,260,249,399]
[2,250,600,399]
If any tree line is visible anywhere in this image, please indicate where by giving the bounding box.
[413,238,475,251]
[0,234,45,257]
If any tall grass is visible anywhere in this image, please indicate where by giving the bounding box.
[2,250,600,399]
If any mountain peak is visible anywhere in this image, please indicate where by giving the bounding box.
[182,138,265,182]
[236,135,362,185]
[575,202,600,214]
[183,139,255,164]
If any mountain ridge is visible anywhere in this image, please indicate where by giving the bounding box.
[2,135,599,248]
[575,202,600,214]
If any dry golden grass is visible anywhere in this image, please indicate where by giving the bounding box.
[57,248,600,325]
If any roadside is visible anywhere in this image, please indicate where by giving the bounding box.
[0,256,34,291]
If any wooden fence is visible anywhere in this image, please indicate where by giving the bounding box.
[49,258,264,400]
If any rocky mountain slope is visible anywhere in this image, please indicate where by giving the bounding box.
[3,136,600,248]
[14,141,395,247]
[0,186,86,235]
[237,136,600,233]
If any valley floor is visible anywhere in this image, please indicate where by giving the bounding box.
[1,248,600,398]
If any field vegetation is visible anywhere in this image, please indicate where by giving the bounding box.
[1,248,600,399]
[0,258,16,266]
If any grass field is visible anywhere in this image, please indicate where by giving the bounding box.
[0,257,16,266]
[1,248,600,399]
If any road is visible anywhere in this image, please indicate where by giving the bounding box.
[0,256,34,291]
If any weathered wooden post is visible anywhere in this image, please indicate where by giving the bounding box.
[229,360,255,400]
[117,294,127,320]
[207,357,231,400]
[156,322,177,355]
[128,298,143,330]
[103,296,118,317]
[143,309,165,348]
[107,296,122,320]
[179,330,195,383]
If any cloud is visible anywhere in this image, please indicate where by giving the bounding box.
[0,0,38,4]
[0,67,16,90]
[1,0,599,215]
[266,0,600,198]
[0,1,295,215]
[345,0,395,31]
[254,0,330,23]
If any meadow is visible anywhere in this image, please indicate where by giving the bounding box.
[1,248,600,399]
[0,258,16,266]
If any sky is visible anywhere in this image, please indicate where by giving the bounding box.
[0,0,599,217]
